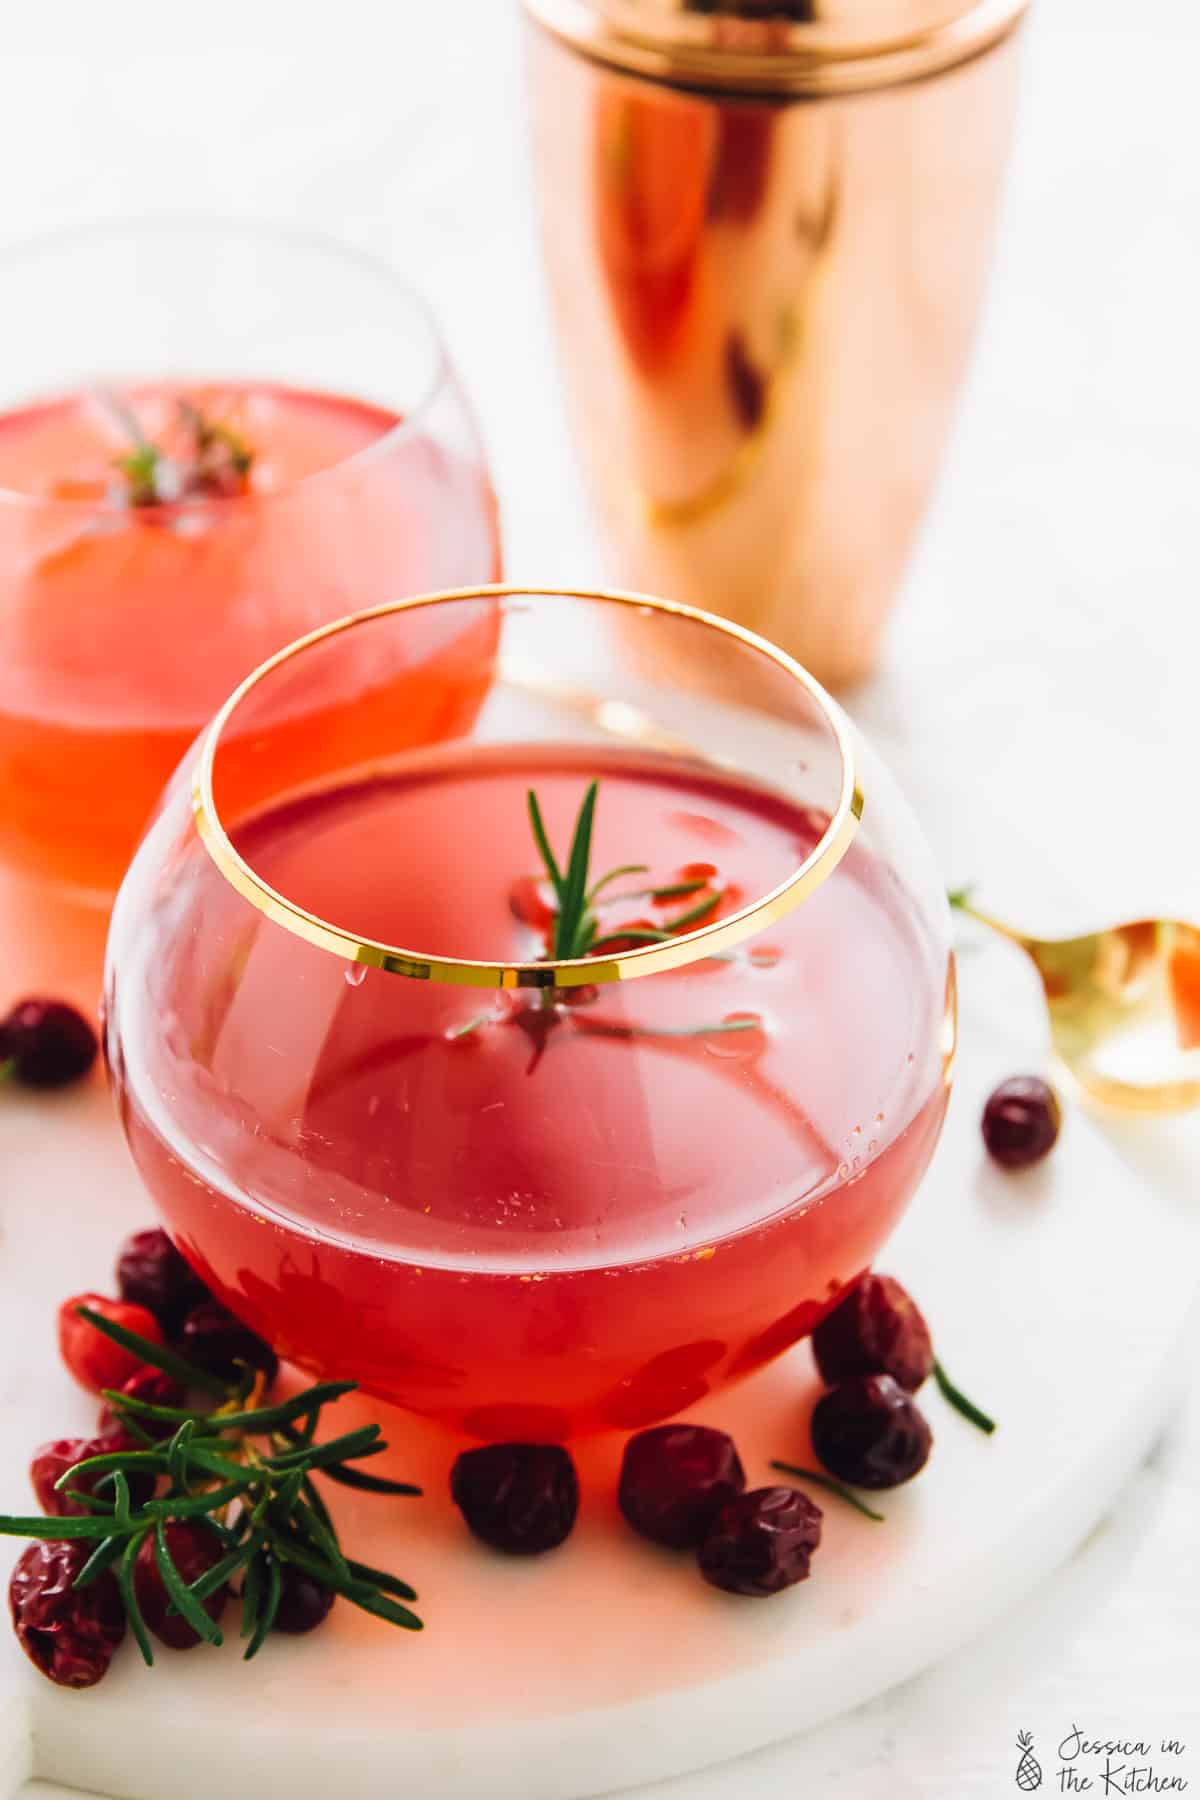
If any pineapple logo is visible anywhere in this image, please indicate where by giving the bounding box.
[1014,1731,1043,1791]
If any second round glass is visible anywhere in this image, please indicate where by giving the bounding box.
[0,219,500,902]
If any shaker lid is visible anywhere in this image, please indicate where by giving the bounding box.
[523,0,1029,95]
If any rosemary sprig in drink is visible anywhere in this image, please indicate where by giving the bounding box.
[0,1307,421,1664]
[526,782,726,961]
[100,390,256,506]
[451,782,756,1049]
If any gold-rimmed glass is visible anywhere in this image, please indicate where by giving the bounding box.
[105,586,954,1437]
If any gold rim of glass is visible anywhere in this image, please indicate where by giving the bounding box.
[191,585,864,989]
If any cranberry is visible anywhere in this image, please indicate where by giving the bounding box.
[450,1443,579,1555]
[508,874,556,932]
[0,997,98,1089]
[30,1434,154,1517]
[810,1375,933,1489]
[618,1425,745,1549]
[982,1076,1062,1168]
[177,1300,278,1388]
[57,1293,166,1395]
[698,1487,823,1598]
[98,1366,185,1437]
[9,1539,125,1687]
[116,1228,210,1333]
[811,1274,934,1393]
[557,983,599,1009]
[273,1567,335,1635]
[134,1520,229,1649]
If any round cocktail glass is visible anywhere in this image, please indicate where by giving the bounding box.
[104,587,955,1438]
[0,219,500,902]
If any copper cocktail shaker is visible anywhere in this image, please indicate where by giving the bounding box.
[524,0,1029,688]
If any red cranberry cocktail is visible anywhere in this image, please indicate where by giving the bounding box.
[104,589,955,1437]
[0,221,499,902]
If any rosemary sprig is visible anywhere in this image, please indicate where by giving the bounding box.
[177,397,254,493]
[101,390,255,506]
[933,1358,997,1435]
[769,1462,885,1522]
[438,778,745,1052]
[0,1309,422,1664]
[528,781,603,962]
[115,439,174,507]
[526,781,726,967]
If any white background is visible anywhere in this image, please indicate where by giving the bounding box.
[1,2,1197,1795]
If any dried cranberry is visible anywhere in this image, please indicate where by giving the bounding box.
[98,1366,185,1437]
[811,1274,934,1393]
[116,1228,210,1334]
[177,1300,278,1388]
[9,1539,125,1687]
[0,997,98,1089]
[450,1443,579,1555]
[618,1425,745,1549]
[29,1434,154,1517]
[273,1567,336,1635]
[134,1520,229,1649]
[982,1076,1062,1168]
[810,1375,932,1489]
[57,1293,166,1394]
[698,1487,822,1598]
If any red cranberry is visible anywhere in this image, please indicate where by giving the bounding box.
[98,1366,185,1437]
[134,1520,229,1649]
[0,997,98,1089]
[698,1487,823,1598]
[30,1433,154,1517]
[273,1567,336,1635]
[508,874,556,932]
[618,1425,745,1549]
[116,1228,210,1334]
[811,1375,933,1489]
[177,1300,278,1388]
[982,1076,1061,1168]
[57,1293,166,1394]
[9,1539,125,1687]
[811,1274,934,1393]
[450,1443,579,1555]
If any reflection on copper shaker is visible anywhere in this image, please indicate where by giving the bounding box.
[524,0,1029,688]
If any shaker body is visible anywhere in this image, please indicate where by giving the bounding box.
[526,17,1024,686]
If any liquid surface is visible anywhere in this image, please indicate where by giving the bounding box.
[0,380,499,895]
[0,381,395,501]
[116,743,950,1432]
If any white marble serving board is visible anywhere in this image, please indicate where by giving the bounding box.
[0,871,1196,1800]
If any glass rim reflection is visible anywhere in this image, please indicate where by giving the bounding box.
[0,214,452,515]
[190,584,864,989]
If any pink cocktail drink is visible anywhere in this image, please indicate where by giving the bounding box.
[0,381,498,898]
[105,592,954,1438]
[0,222,500,900]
